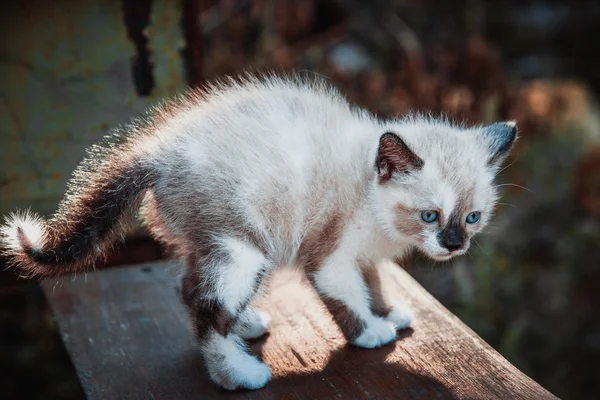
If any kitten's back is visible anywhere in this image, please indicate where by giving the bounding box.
[146,76,379,261]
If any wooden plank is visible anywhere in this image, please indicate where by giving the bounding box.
[41,262,558,400]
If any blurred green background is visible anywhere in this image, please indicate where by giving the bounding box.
[1,1,599,399]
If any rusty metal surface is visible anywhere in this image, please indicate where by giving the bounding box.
[0,0,186,217]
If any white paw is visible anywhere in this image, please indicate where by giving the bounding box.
[386,302,414,330]
[208,353,271,391]
[234,309,271,340]
[204,333,272,390]
[352,317,397,349]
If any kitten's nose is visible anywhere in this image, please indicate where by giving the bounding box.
[438,226,465,252]
[442,241,462,252]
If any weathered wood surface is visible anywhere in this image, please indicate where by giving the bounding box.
[42,261,558,400]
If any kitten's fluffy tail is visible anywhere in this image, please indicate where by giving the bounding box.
[0,153,157,278]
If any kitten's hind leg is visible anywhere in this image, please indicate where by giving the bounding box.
[181,237,272,391]
[201,331,271,391]
[233,308,271,340]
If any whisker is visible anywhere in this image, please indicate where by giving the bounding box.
[481,229,501,235]
[496,202,517,208]
[473,238,491,258]
[493,183,534,194]
[480,222,501,231]
[497,155,520,175]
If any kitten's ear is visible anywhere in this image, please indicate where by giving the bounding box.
[376,132,424,182]
[482,121,518,168]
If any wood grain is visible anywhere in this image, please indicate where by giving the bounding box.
[41,261,558,400]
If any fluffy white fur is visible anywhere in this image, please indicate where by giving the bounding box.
[213,237,267,315]
[232,309,271,340]
[202,332,272,390]
[1,211,46,253]
[387,302,415,330]
[0,74,517,391]
[353,317,398,349]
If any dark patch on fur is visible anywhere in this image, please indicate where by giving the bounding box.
[181,245,267,343]
[192,299,236,339]
[10,155,158,278]
[297,213,366,341]
[376,132,424,182]
[181,252,234,340]
[321,297,366,342]
[394,204,422,236]
[297,212,344,275]
[360,260,393,318]
[144,155,272,344]
[483,122,518,166]
[148,156,270,261]
[438,212,466,251]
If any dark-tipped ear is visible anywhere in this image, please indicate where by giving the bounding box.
[482,121,518,167]
[376,132,424,182]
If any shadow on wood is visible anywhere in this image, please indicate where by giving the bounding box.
[41,261,557,400]
[251,332,461,399]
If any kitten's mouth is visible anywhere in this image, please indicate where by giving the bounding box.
[430,249,467,262]
[431,254,454,262]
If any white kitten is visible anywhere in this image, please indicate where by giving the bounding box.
[0,74,517,390]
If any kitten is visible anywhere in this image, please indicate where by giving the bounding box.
[0,74,517,391]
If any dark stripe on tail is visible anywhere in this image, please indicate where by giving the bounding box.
[3,157,157,277]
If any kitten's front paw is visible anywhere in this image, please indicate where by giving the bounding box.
[387,302,414,330]
[207,352,272,391]
[234,309,271,340]
[352,318,397,349]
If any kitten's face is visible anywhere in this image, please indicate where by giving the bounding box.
[372,119,517,261]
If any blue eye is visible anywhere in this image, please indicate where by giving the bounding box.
[421,210,439,223]
[466,212,481,224]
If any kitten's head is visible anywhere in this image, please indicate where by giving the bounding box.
[370,117,517,261]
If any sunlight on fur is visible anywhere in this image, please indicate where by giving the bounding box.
[0,73,517,390]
